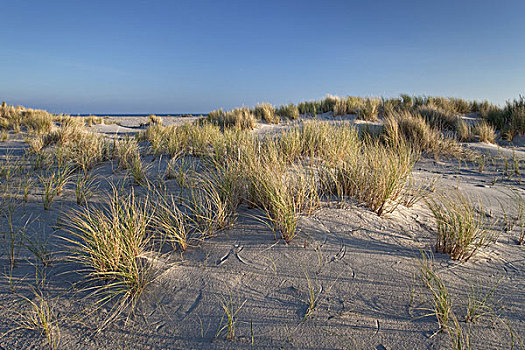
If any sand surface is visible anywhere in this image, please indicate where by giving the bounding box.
[0,115,523,349]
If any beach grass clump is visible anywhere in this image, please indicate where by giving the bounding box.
[153,193,189,252]
[140,122,223,158]
[482,96,525,140]
[253,103,279,124]
[426,191,496,262]
[473,121,496,143]
[456,120,475,142]
[0,103,55,134]
[249,162,319,242]
[319,95,339,113]
[276,103,299,120]
[383,110,462,157]
[140,124,167,156]
[75,172,98,205]
[62,187,154,312]
[59,131,110,172]
[357,98,381,121]
[419,253,453,333]
[297,101,320,117]
[427,97,473,115]
[321,141,417,216]
[147,114,162,126]
[113,137,141,170]
[84,115,104,126]
[22,110,54,135]
[16,290,60,350]
[182,160,246,238]
[417,105,459,131]
[276,121,360,164]
[216,295,246,341]
[209,128,255,164]
[39,165,74,210]
[333,96,363,116]
[207,107,256,130]
[30,115,110,172]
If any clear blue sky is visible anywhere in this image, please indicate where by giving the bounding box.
[1,0,524,114]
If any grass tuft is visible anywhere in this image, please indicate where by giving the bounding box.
[426,191,496,262]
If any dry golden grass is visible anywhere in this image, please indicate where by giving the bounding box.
[62,186,154,318]
[456,120,475,142]
[253,103,279,124]
[473,121,496,143]
[384,110,463,157]
[357,98,381,121]
[207,107,256,130]
[320,140,417,216]
[276,103,299,120]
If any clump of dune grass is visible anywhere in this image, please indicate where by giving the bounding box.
[113,137,140,170]
[276,103,299,120]
[75,172,98,205]
[209,128,256,164]
[482,96,525,140]
[297,100,320,117]
[473,121,496,143]
[0,103,55,134]
[333,96,363,116]
[417,105,459,131]
[357,98,380,121]
[112,137,149,185]
[14,290,60,350]
[253,103,279,124]
[147,114,162,126]
[384,110,463,157]
[418,253,453,333]
[216,294,246,341]
[33,116,110,172]
[39,165,74,210]
[456,120,475,142]
[427,96,474,115]
[153,193,189,252]
[249,162,319,242]
[129,154,149,187]
[0,192,26,274]
[464,279,499,323]
[418,253,472,350]
[276,121,360,164]
[207,107,256,130]
[142,122,224,158]
[64,132,110,172]
[62,186,154,319]
[21,110,54,135]
[319,95,339,113]
[321,141,417,216]
[84,115,104,126]
[426,191,496,262]
[182,161,245,237]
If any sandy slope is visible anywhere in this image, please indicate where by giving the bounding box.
[0,116,523,349]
